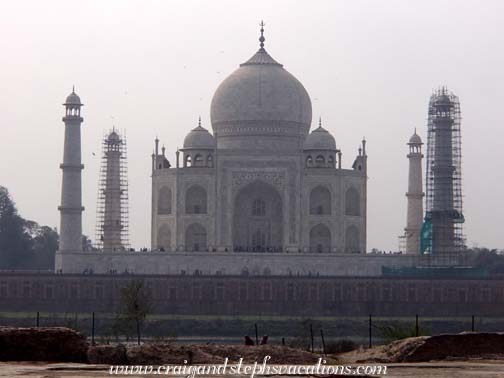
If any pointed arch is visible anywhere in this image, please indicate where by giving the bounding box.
[345,225,360,253]
[315,155,326,167]
[310,224,331,253]
[310,186,331,215]
[185,223,207,252]
[157,186,172,214]
[185,185,207,214]
[193,154,204,167]
[207,154,213,167]
[345,187,360,216]
[185,155,192,167]
[157,224,171,251]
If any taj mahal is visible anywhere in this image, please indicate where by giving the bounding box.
[151,30,367,255]
[55,26,463,276]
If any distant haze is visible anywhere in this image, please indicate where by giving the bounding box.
[1,0,503,251]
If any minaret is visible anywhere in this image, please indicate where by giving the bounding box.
[102,130,123,252]
[95,129,130,252]
[405,129,424,254]
[58,87,84,256]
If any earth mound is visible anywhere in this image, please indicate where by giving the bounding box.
[0,326,88,362]
[88,343,326,365]
[339,332,504,363]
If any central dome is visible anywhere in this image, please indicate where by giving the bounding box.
[210,41,312,150]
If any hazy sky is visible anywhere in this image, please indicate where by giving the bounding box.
[1,0,503,251]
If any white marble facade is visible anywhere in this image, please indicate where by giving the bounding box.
[151,38,367,256]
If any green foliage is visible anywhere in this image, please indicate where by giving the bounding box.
[115,280,154,344]
[0,186,59,269]
[376,323,430,344]
[325,339,358,354]
[0,186,33,268]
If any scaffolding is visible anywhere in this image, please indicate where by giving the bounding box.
[421,87,464,254]
[94,129,130,251]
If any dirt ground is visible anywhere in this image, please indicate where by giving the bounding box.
[2,361,504,378]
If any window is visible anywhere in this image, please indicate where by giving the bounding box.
[194,154,204,167]
[306,156,313,167]
[185,155,192,167]
[315,155,325,167]
[252,199,266,216]
[328,155,335,167]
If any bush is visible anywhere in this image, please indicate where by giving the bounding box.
[325,339,358,354]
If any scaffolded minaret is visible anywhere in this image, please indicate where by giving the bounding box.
[95,129,130,252]
[404,130,424,254]
[421,87,464,254]
[57,87,84,257]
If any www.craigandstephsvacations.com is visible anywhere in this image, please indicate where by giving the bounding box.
[109,356,388,376]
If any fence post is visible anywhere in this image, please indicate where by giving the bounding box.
[36,311,39,328]
[255,323,259,345]
[471,315,475,332]
[320,328,326,355]
[368,314,372,348]
[310,323,314,353]
[91,312,95,346]
[415,314,419,337]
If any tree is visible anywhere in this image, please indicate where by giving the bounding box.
[117,280,153,344]
[467,248,504,274]
[31,225,59,269]
[0,186,33,268]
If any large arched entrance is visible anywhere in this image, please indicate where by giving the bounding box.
[233,180,283,252]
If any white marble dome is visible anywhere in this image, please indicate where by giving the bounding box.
[408,132,422,145]
[65,88,81,105]
[304,124,336,151]
[183,122,215,149]
[210,45,312,149]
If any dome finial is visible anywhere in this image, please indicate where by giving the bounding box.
[72,85,75,94]
[318,116,322,128]
[259,20,266,50]
[198,115,202,128]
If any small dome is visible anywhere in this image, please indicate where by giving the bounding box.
[183,121,215,149]
[107,130,120,142]
[65,87,81,105]
[304,123,336,151]
[435,94,451,104]
[408,132,422,144]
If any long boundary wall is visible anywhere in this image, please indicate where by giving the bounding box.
[0,272,501,317]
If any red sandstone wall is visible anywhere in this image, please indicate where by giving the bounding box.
[0,273,502,316]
